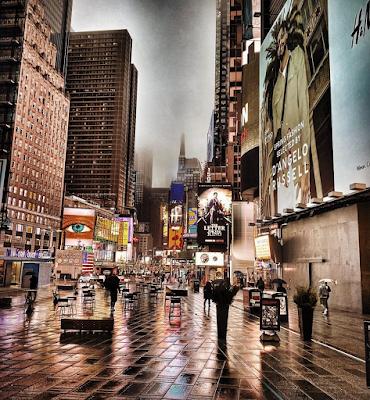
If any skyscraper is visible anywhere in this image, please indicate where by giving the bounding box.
[134,149,153,225]
[65,30,137,214]
[0,0,70,252]
[210,0,243,198]
[176,133,202,193]
[43,0,73,76]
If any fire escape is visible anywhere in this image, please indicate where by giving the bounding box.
[0,0,26,228]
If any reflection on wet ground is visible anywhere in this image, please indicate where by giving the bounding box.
[0,281,368,400]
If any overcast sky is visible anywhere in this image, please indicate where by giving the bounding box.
[71,0,216,187]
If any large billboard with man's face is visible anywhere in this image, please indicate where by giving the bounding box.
[259,0,334,218]
[260,0,370,219]
[197,183,232,245]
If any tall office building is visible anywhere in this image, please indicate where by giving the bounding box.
[0,0,70,253]
[210,0,243,198]
[134,149,153,225]
[150,188,170,251]
[176,133,202,193]
[66,30,137,215]
[43,0,73,76]
[125,64,138,210]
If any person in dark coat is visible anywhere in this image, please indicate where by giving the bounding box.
[256,277,265,292]
[203,280,213,308]
[29,274,38,300]
[105,273,120,311]
[276,284,286,293]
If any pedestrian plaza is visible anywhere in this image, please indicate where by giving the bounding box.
[0,281,368,400]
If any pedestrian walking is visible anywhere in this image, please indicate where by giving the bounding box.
[105,273,120,311]
[29,273,38,300]
[319,281,331,315]
[256,277,265,292]
[203,280,213,308]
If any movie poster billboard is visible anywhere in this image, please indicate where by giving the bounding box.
[259,0,334,218]
[63,208,95,248]
[328,0,370,192]
[197,183,232,245]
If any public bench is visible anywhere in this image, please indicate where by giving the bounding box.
[0,297,12,306]
[57,285,75,291]
[61,318,114,333]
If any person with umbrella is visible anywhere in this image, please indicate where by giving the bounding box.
[272,278,287,293]
[319,280,331,315]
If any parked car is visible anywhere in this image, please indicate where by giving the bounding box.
[78,273,96,283]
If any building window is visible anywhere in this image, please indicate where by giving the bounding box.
[307,17,329,76]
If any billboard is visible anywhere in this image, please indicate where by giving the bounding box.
[328,0,370,192]
[170,182,184,204]
[183,207,197,239]
[168,226,183,250]
[95,217,119,242]
[169,204,183,227]
[195,252,224,267]
[115,217,133,244]
[231,202,255,262]
[259,0,334,218]
[63,208,95,248]
[197,183,232,245]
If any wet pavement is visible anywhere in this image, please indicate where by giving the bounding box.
[0,281,369,400]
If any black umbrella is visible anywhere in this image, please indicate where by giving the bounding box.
[24,271,35,276]
[271,278,286,284]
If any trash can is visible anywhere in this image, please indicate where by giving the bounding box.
[193,280,200,293]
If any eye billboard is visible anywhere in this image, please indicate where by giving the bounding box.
[63,208,95,248]
[197,183,232,245]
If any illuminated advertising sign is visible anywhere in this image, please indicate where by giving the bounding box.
[115,217,133,243]
[259,1,334,218]
[329,0,370,192]
[115,251,127,263]
[95,217,119,242]
[168,226,183,250]
[169,204,183,227]
[197,183,232,245]
[254,235,271,260]
[170,182,184,204]
[162,205,168,238]
[184,208,197,239]
[188,208,197,234]
[195,252,224,267]
[63,208,95,247]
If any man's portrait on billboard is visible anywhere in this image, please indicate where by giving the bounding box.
[261,3,313,217]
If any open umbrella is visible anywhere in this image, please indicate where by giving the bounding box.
[271,278,286,284]
[24,271,35,276]
[319,279,333,283]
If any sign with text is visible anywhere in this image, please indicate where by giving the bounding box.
[197,183,232,245]
[260,298,280,331]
